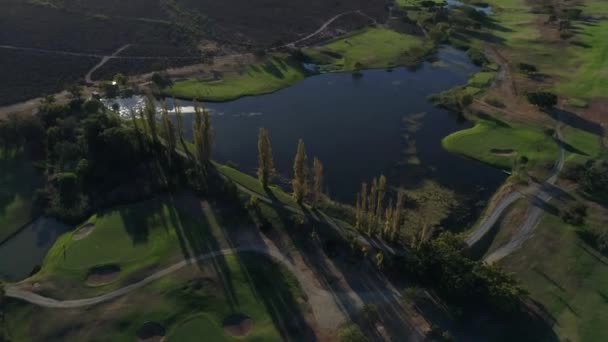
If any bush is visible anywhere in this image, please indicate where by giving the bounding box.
[518,63,538,74]
[561,203,587,226]
[338,323,368,342]
[526,91,557,109]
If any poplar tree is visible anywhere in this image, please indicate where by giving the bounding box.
[202,105,213,162]
[391,190,406,242]
[161,104,176,161]
[292,139,309,203]
[144,96,158,144]
[173,102,191,161]
[312,157,324,206]
[257,127,276,187]
[193,104,205,166]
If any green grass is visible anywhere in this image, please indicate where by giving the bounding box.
[166,314,231,342]
[561,126,604,164]
[0,150,41,243]
[6,254,309,341]
[468,71,496,88]
[502,210,608,342]
[166,56,307,101]
[482,0,608,100]
[33,196,227,297]
[214,162,296,207]
[304,28,433,71]
[442,116,560,171]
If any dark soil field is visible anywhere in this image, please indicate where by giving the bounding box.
[0,0,387,105]
[177,0,387,46]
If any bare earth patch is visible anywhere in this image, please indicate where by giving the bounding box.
[137,321,166,342]
[223,313,254,337]
[72,223,95,241]
[86,265,120,286]
[491,148,517,156]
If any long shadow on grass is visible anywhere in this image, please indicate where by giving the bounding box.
[169,193,240,310]
[550,109,604,136]
[258,202,416,341]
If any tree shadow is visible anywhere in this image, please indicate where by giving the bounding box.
[169,192,240,311]
[549,108,604,136]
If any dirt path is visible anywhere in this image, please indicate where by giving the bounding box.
[85,44,132,83]
[483,122,566,263]
[5,243,412,334]
[282,10,371,48]
[467,120,566,260]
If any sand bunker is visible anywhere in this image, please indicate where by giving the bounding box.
[223,314,254,337]
[137,321,166,342]
[73,223,95,240]
[86,265,120,286]
[490,148,516,156]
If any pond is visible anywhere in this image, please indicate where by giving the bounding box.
[108,46,506,204]
[0,217,70,281]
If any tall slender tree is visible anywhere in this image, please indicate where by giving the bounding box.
[173,101,192,161]
[161,104,176,162]
[144,96,158,144]
[292,139,309,203]
[202,104,213,162]
[312,157,324,206]
[391,190,406,242]
[257,127,276,187]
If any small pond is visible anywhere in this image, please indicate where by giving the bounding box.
[0,217,70,281]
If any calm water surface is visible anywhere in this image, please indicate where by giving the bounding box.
[111,47,505,202]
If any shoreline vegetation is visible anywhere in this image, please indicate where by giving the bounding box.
[163,28,436,103]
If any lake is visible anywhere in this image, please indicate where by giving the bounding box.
[109,46,505,203]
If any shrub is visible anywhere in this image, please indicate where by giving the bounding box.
[518,63,538,74]
[561,203,587,226]
[526,91,557,109]
[338,323,368,342]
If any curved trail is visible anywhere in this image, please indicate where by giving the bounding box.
[466,120,566,262]
[6,244,406,334]
[85,44,132,83]
[484,123,566,263]
[282,10,370,48]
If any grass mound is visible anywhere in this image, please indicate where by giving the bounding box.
[166,56,307,101]
[167,314,230,342]
[304,27,432,71]
[442,116,560,171]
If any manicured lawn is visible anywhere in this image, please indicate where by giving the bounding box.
[561,126,604,164]
[166,314,231,342]
[467,71,496,88]
[166,56,307,101]
[501,211,608,342]
[214,162,296,207]
[304,28,432,71]
[442,116,560,171]
[484,0,608,100]
[0,150,41,243]
[34,196,227,296]
[6,254,309,342]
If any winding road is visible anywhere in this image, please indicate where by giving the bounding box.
[466,120,566,263]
